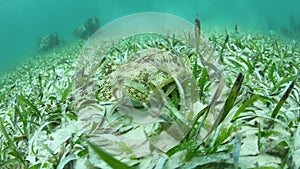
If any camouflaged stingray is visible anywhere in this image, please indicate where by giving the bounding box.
[72,14,220,164]
[94,33,197,113]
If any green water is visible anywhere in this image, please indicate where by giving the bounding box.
[0,0,299,73]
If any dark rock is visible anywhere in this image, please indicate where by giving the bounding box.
[73,16,100,39]
[37,33,60,51]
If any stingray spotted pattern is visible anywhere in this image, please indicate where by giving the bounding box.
[95,33,195,107]
[74,32,203,161]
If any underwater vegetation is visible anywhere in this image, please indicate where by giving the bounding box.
[279,17,300,40]
[36,16,100,52]
[37,33,60,52]
[72,16,100,40]
[0,12,300,169]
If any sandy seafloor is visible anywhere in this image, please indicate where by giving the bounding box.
[1,0,300,72]
[0,1,300,168]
